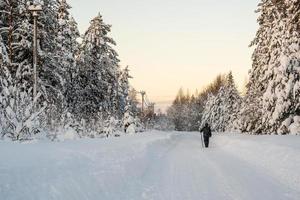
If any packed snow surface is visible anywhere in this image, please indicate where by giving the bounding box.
[1,131,300,200]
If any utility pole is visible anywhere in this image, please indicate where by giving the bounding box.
[116,74,119,117]
[140,91,146,114]
[28,5,43,108]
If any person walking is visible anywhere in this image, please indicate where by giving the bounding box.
[200,123,212,148]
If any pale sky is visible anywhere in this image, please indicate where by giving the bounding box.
[68,0,260,110]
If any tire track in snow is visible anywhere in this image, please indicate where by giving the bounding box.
[206,134,300,200]
[122,132,300,200]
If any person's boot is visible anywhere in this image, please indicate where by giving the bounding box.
[205,141,209,148]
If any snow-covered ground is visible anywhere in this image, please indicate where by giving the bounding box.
[0,131,300,200]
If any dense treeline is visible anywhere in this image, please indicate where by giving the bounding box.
[0,0,140,140]
[239,0,300,134]
[1,0,300,138]
[167,73,235,132]
[168,0,300,135]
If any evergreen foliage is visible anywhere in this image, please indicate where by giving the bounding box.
[240,0,300,134]
[71,13,121,121]
[0,1,136,140]
[201,72,241,132]
[167,75,226,131]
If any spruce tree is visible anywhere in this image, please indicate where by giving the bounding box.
[167,88,189,131]
[118,66,132,117]
[224,72,241,130]
[0,53,44,140]
[244,0,300,134]
[261,0,300,134]
[240,0,281,134]
[201,72,241,132]
[57,0,80,88]
[55,0,80,128]
[72,13,120,121]
[0,0,34,88]
[200,93,217,130]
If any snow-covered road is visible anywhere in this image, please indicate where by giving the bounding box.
[1,131,300,200]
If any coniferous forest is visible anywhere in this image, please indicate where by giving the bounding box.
[1,0,300,141]
[0,0,142,140]
[1,1,300,199]
[168,1,300,135]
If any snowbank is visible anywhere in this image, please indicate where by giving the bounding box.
[214,133,300,192]
[0,131,299,200]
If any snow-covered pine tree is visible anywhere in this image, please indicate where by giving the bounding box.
[153,110,175,131]
[127,87,140,118]
[122,104,136,134]
[201,88,225,132]
[104,116,119,137]
[72,13,120,122]
[52,0,81,129]
[223,72,242,131]
[200,93,217,131]
[188,94,202,131]
[236,87,262,133]
[118,66,132,117]
[0,0,34,89]
[195,74,227,130]
[243,0,300,134]
[201,72,241,132]
[0,57,45,140]
[239,0,281,134]
[56,0,80,99]
[4,84,45,140]
[63,15,81,120]
[260,0,300,134]
[33,0,65,129]
[167,88,191,131]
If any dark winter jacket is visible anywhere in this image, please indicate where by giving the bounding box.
[200,125,212,138]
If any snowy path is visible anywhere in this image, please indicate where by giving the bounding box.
[1,132,300,200]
